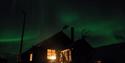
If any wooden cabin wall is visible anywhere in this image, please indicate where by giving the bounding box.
[21,52,30,63]
[40,48,47,63]
[72,47,94,63]
[22,47,47,63]
[32,47,42,63]
[72,39,95,63]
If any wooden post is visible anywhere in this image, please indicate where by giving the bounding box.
[18,11,26,63]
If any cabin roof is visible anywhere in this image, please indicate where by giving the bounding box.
[36,31,72,49]
[73,37,93,48]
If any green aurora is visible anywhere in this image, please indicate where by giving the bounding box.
[1,4,125,48]
[56,7,125,47]
[0,0,125,57]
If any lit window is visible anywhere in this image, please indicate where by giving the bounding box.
[69,50,72,62]
[47,49,56,60]
[29,53,33,61]
[60,49,72,62]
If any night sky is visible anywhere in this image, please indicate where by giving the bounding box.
[0,0,125,61]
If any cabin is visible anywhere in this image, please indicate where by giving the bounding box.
[21,31,95,63]
[71,36,95,63]
[21,31,73,63]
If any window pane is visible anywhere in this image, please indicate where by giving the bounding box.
[29,53,33,61]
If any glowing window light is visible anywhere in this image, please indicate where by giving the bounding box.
[69,50,72,62]
[47,49,56,60]
[47,56,56,60]
[60,49,72,62]
[29,53,33,61]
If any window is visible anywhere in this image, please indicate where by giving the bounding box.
[47,49,56,60]
[60,49,72,63]
[29,53,33,61]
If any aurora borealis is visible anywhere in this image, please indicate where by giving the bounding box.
[0,0,125,61]
[55,0,125,47]
[57,9,125,47]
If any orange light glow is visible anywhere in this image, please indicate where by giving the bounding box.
[29,53,33,61]
[60,49,72,62]
[47,49,56,60]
